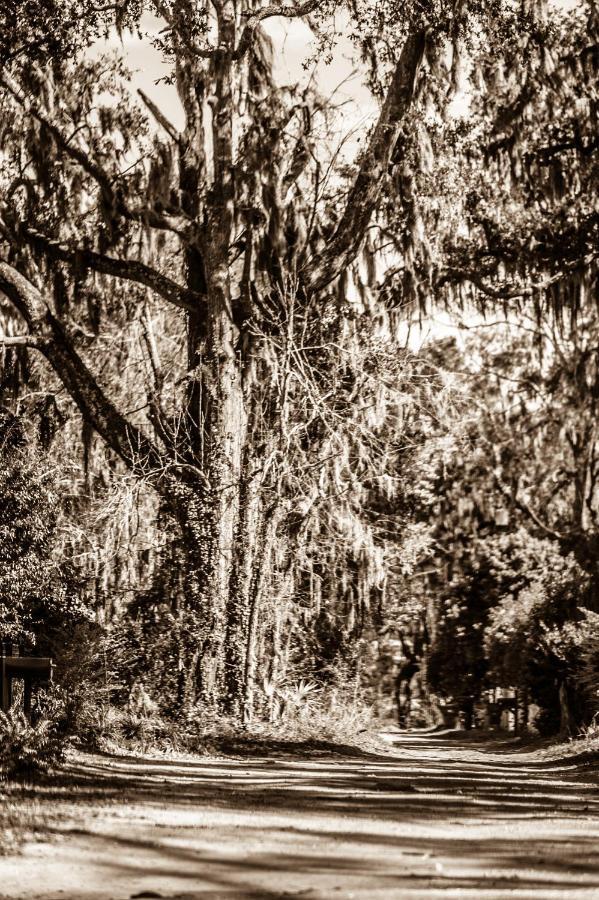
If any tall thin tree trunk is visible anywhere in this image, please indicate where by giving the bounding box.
[225,455,259,714]
[243,505,279,723]
[200,308,246,706]
[559,680,574,737]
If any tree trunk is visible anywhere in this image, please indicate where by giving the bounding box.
[559,680,574,737]
[225,454,260,715]
[194,6,245,707]
[197,305,246,708]
[243,504,279,723]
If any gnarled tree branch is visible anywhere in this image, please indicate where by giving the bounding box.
[0,334,49,347]
[234,1,322,59]
[19,225,203,313]
[309,28,426,292]
[0,261,202,495]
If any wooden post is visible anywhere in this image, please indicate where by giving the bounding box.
[1,653,9,713]
[0,641,53,718]
[1,642,10,712]
[24,679,32,719]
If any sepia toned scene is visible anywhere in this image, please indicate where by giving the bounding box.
[0,0,598,897]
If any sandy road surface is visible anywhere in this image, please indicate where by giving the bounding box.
[1,731,599,900]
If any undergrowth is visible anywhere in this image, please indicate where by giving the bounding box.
[74,679,378,756]
[0,691,67,781]
[537,716,599,765]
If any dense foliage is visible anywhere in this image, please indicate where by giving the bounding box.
[411,322,599,733]
[0,410,77,644]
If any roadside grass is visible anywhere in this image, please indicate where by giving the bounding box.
[76,697,599,763]
[75,688,390,759]
[188,699,385,757]
[535,726,599,769]
[0,787,47,855]
[0,703,68,855]
[187,719,392,759]
[433,723,599,770]
[95,712,393,760]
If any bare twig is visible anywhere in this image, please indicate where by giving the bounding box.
[138,89,180,142]
[0,334,49,347]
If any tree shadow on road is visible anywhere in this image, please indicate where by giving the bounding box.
[6,731,599,898]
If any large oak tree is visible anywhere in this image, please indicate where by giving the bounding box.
[0,0,561,713]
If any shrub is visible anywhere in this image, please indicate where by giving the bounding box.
[72,679,169,752]
[574,610,599,710]
[0,693,66,780]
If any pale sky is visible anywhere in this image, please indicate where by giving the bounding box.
[99,12,377,136]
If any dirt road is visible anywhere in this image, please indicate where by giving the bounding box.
[1,730,599,899]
